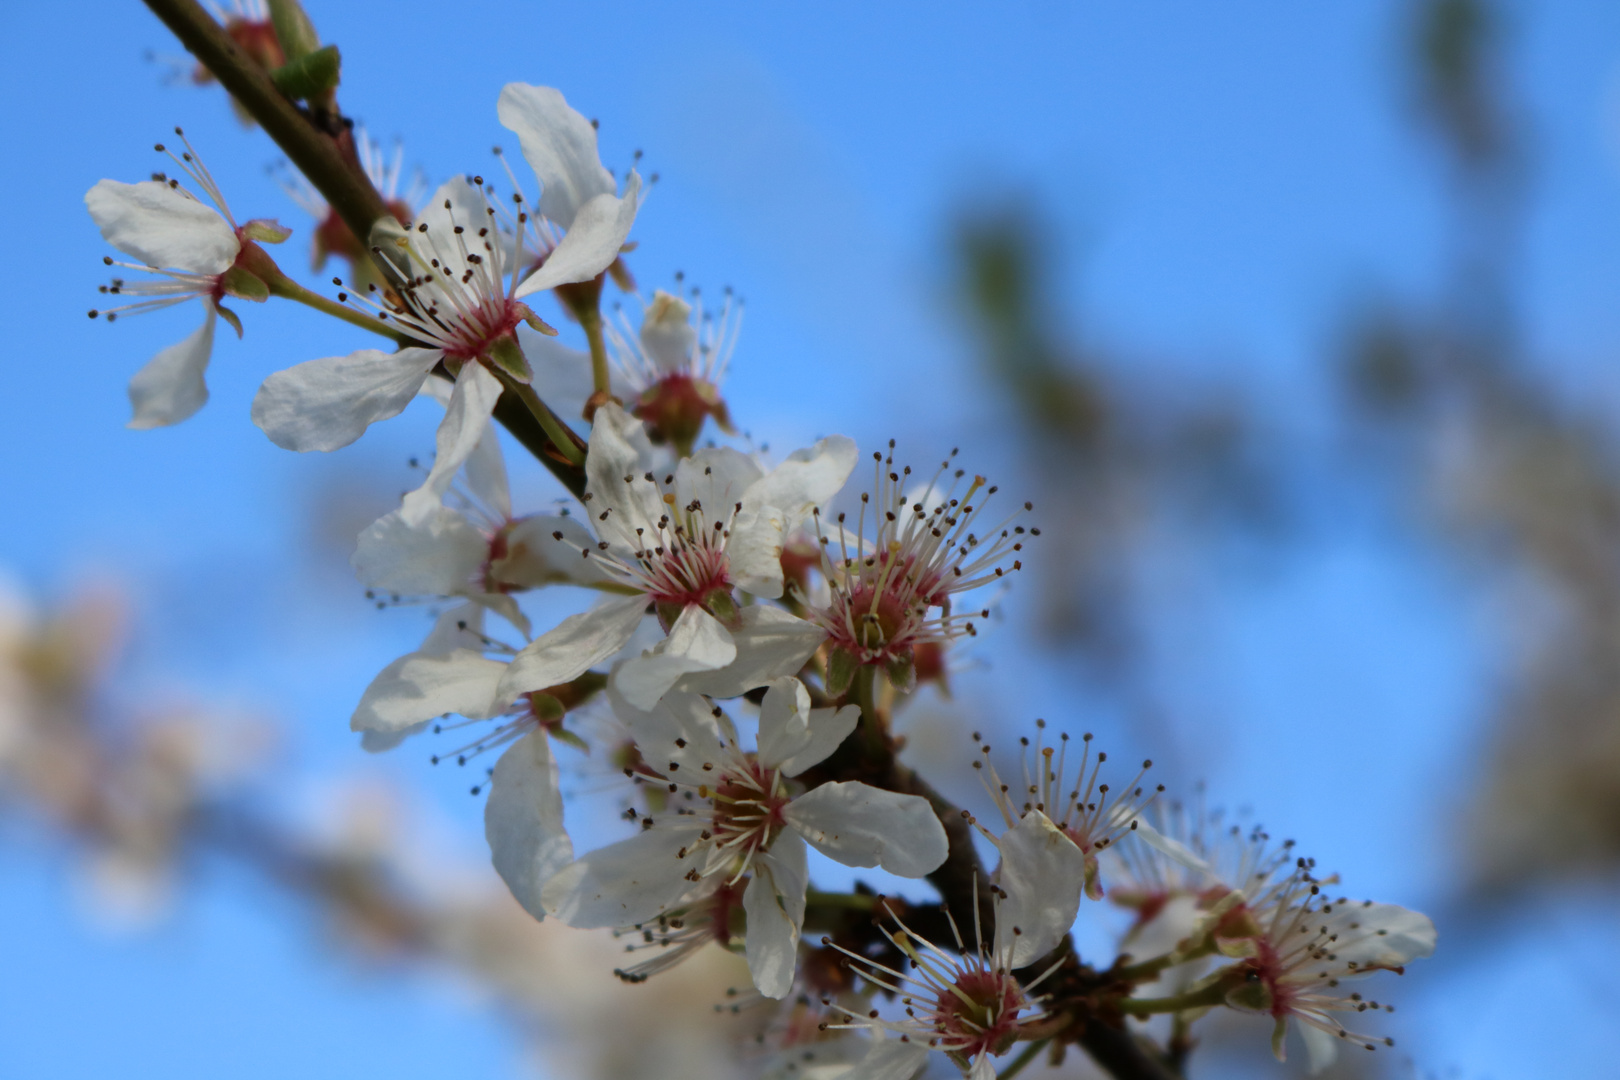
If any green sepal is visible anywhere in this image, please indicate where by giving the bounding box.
[550,726,590,755]
[485,333,533,384]
[704,588,741,629]
[655,601,686,634]
[885,653,916,693]
[516,301,558,337]
[271,44,341,101]
[241,219,293,244]
[267,0,321,61]
[825,647,857,696]
[214,302,244,339]
[220,266,270,303]
[1225,973,1274,1014]
[528,692,565,725]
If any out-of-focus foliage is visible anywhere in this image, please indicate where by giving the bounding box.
[1344,0,1620,893]
[953,201,1284,677]
[955,0,1620,899]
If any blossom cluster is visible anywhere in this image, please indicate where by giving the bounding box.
[85,10,1436,1075]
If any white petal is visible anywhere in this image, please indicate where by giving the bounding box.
[494,514,612,588]
[86,179,238,273]
[485,730,572,922]
[755,677,858,777]
[755,677,813,772]
[360,723,427,753]
[1322,902,1436,969]
[497,83,617,228]
[743,833,808,1000]
[582,402,660,552]
[744,434,859,529]
[674,605,826,699]
[968,1052,997,1080]
[640,291,697,372]
[614,605,737,711]
[413,178,490,256]
[472,591,532,639]
[540,821,705,928]
[993,810,1086,968]
[497,593,647,701]
[462,412,511,521]
[350,648,506,734]
[609,684,728,774]
[726,508,788,599]
[842,1040,931,1080]
[400,362,503,525]
[351,506,487,596]
[783,782,947,878]
[420,602,485,655]
[779,705,860,778]
[514,173,642,297]
[252,347,440,452]
[1300,1022,1339,1074]
[676,448,765,519]
[1133,817,1210,875]
[127,307,214,429]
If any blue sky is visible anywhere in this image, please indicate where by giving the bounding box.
[3,1,1619,1077]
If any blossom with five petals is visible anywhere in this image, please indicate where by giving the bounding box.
[496,404,856,712]
[85,133,290,429]
[540,677,949,999]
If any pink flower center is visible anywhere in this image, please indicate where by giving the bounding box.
[933,969,1024,1055]
[644,542,732,608]
[709,758,788,853]
[437,296,524,363]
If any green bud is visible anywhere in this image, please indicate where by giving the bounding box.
[826,648,857,696]
[219,266,269,303]
[268,0,321,62]
[271,44,341,101]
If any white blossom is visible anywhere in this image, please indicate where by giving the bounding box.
[824,863,1071,1080]
[1218,863,1436,1073]
[540,677,948,999]
[251,176,546,522]
[810,444,1033,694]
[976,723,1163,900]
[86,132,288,429]
[496,83,642,298]
[496,404,855,711]
[351,380,605,636]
